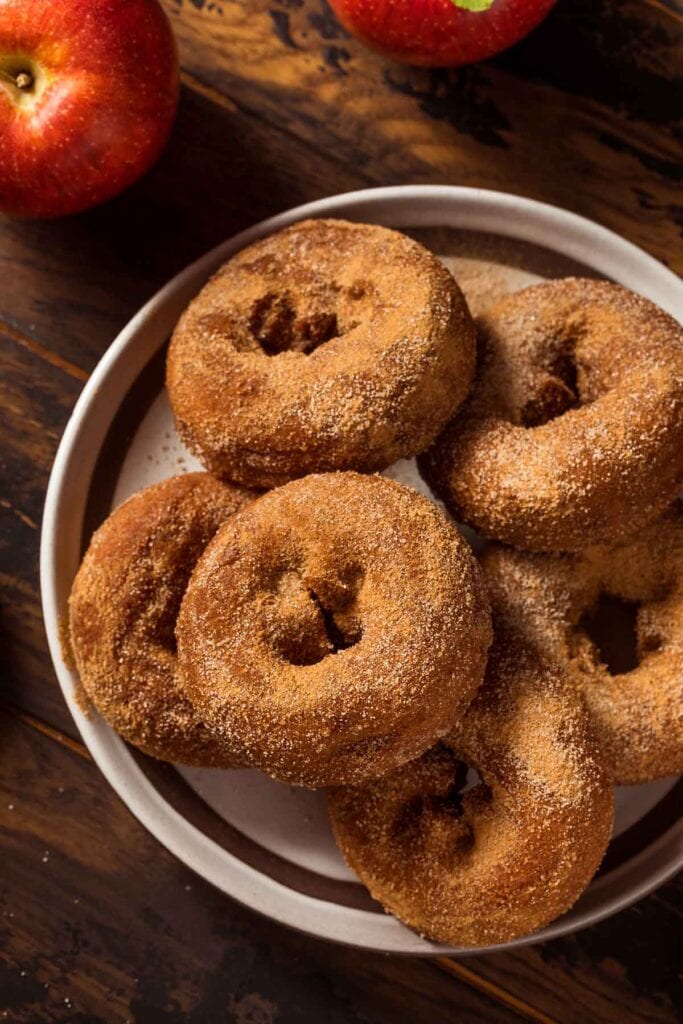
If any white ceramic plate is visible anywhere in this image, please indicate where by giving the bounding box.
[41,186,683,955]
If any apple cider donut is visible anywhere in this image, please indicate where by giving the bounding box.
[481,506,683,784]
[420,278,683,551]
[167,218,476,489]
[69,473,256,766]
[328,636,614,948]
[176,472,492,788]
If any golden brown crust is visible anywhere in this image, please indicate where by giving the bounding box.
[68,473,257,766]
[481,506,683,784]
[167,219,476,489]
[420,278,683,551]
[176,472,492,787]
[328,636,614,948]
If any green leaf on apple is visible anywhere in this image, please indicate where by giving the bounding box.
[450,0,496,11]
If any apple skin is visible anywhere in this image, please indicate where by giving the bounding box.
[328,0,557,67]
[0,0,179,218]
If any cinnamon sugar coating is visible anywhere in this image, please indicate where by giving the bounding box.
[328,635,614,948]
[167,219,476,489]
[69,473,257,765]
[176,472,492,788]
[481,505,683,784]
[420,278,683,551]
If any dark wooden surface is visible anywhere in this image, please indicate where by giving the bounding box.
[1,1,681,1020]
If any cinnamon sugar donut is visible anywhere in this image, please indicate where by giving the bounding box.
[176,472,492,787]
[69,473,256,766]
[481,506,683,784]
[167,219,475,489]
[328,636,614,947]
[420,279,683,551]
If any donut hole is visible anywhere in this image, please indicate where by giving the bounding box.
[392,756,485,841]
[521,350,581,427]
[578,593,640,675]
[393,788,464,840]
[423,782,467,821]
[429,768,489,821]
[310,590,363,654]
[265,558,365,666]
[271,586,363,666]
[248,291,360,356]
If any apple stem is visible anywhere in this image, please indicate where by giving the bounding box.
[0,68,34,91]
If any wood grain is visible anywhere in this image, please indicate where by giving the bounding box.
[0,82,364,371]
[455,892,683,1024]
[0,0,681,1020]
[2,710,681,1024]
[164,0,682,268]
[0,712,527,1024]
[0,330,82,736]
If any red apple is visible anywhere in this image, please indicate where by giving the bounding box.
[0,0,179,218]
[328,0,556,67]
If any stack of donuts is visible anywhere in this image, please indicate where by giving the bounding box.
[68,218,683,948]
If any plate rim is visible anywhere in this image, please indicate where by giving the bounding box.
[40,184,683,956]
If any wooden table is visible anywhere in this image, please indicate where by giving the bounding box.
[1,1,681,1020]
